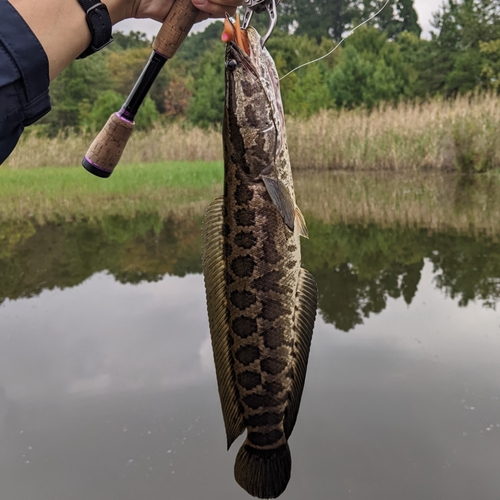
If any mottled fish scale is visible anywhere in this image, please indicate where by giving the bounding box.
[202,25,317,500]
[225,165,298,448]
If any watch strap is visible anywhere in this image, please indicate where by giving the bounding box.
[77,0,113,59]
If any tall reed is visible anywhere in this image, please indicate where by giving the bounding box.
[287,92,500,171]
[4,123,222,169]
[3,93,500,171]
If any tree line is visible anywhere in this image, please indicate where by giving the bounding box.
[39,0,500,134]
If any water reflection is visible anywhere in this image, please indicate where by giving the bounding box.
[0,214,203,304]
[1,267,500,499]
[2,215,500,327]
[1,192,500,499]
[302,222,500,330]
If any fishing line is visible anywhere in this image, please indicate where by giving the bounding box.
[279,0,391,81]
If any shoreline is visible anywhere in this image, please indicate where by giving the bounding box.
[2,166,500,238]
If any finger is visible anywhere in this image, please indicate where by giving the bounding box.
[195,11,210,23]
[192,0,239,18]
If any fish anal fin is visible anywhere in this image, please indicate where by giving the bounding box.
[262,175,296,232]
[295,206,308,239]
[202,197,245,447]
[284,268,318,439]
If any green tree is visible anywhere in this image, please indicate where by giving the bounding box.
[327,27,414,107]
[357,0,422,38]
[40,54,111,134]
[480,39,500,90]
[266,31,337,114]
[187,44,225,128]
[277,0,421,40]
[327,45,372,108]
[110,31,151,51]
[267,31,339,73]
[394,31,430,96]
[281,63,331,116]
[395,0,422,36]
[82,90,159,131]
[420,0,500,95]
[279,0,356,41]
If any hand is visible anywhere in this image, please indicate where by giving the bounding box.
[130,0,243,23]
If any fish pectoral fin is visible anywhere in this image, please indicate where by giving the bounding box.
[284,268,318,439]
[202,196,246,448]
[295,206,309,239]
[262,175,296,232]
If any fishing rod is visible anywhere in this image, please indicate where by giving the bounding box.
[82,0,199,178]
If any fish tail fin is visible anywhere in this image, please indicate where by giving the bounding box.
[234,441,291,499]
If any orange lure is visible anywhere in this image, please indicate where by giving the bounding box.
[221,14,250,55]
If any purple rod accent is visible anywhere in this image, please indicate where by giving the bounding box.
[117,110,135,124]
[84,156,113,173]
[153,49,169,60]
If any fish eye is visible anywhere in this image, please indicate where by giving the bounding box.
[226,59,239,72]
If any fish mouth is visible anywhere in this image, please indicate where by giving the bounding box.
[225,32,259,72]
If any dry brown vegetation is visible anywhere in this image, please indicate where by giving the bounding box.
[296,171,500,237]
[4,123,222,169]
[4,93,500,171]
[288,92,500,172]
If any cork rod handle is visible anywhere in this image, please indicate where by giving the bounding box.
[82,0,199,177]
[154,0,200,58]
[82,113,134,177]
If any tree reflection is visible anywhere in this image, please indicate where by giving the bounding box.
[0,214,203,304]
[312,261,423,331]
[302,221,500,330]
[1,215,500,327]
[302,222,427,331]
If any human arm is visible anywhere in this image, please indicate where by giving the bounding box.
[10,0,242,81]
[0,0,242,164]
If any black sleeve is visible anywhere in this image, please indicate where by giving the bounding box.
[0,0,51,164]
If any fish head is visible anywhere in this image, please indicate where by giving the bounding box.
[224,27,286,178]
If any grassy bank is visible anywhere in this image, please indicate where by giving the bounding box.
[2,158,500,238]
[0,161,223,223]
[4,93,500,171]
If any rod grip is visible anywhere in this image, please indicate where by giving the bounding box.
[153,0,199,58]
[82,113,134,178]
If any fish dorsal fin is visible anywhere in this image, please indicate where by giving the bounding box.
[284,268,318,439]
[202,196,246,448]
[262,175,296,232]
[295,206,309,239]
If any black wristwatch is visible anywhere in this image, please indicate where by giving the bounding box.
[77,0,113,59]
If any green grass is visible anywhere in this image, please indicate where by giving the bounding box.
[0,161,224,222]
[4,160,500,237]
[0,161,223,192]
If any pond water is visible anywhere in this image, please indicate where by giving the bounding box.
[1,176,500,500]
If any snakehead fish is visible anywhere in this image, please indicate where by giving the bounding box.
[202,19,317,499]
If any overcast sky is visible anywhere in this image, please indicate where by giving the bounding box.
[114,0,443,40]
